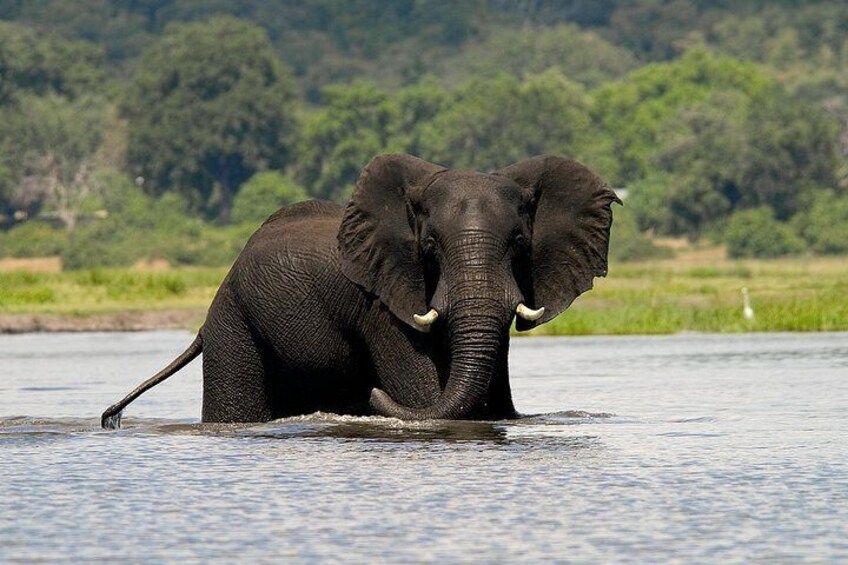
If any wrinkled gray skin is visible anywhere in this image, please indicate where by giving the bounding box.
[101,154,619,427]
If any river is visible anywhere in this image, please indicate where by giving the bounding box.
[1,331,846,562]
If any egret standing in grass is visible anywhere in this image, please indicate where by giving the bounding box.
[741,287,754,321]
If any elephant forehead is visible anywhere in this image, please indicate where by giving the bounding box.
[429,196,524,235]
[424,172,525,211]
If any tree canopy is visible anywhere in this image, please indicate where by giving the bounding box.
[593,49,841,237]
[0,21,104,104]
[0,94,107,229]
[1,1,847,263]
[122,17,299,221]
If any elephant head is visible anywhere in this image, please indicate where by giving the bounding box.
[338,154,620,419]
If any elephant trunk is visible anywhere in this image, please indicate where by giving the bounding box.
[370,231,512,420]
[371,310,503,419]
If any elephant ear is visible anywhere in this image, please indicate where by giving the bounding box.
[497,155,621,331]
[338,154,446,328]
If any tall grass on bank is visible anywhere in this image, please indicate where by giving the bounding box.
[0,268,227,315]
[1,256,846,333]
[527,256,848,335]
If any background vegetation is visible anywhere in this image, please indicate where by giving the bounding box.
[1,0,847,269]
[3,252,845,334]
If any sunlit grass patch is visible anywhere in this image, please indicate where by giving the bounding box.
[0,267,227,316]
[2,255,846,334]
[523,255,848,335]
[0,271,59,307]
[0,286,57,307]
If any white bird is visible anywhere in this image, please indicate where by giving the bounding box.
[741,287,754,321]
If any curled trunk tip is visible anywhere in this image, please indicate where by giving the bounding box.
[370,387,465,420]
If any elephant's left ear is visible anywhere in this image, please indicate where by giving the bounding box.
[497,155,621,331]
[338,154,446,328]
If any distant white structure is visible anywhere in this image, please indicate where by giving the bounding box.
[741,287,754,321]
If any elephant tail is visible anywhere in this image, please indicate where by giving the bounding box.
[100,333,203,430]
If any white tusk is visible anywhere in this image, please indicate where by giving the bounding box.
[413,308,439,327]
[516,303,545,321]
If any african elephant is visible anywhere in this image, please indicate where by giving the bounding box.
[101,154,619,428]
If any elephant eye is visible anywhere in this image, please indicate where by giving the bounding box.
[422,236,437,256]
[514,234,528,250]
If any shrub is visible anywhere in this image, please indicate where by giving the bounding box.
[609,204,674,262]
[60,175,239,269]
[0,222,69,257]
[794,190,848,255]
[232,171,308,226]
[723,207,804,258]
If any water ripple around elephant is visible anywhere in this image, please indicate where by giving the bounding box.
[0,410,615,445]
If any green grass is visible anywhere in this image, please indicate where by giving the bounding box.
[0,267,227,315]
[529,255,848,335]
[1,254,846,334]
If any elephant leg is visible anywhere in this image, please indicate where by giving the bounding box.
[373,350,443,410]
[201,312,275,423]
[485,350,518,419]
[365,308,443,410]
[371,345,443,410]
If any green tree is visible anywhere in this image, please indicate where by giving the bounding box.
[295,78,451,201]
[706,5,848,72]
[608,203,674,262]
[625,173,732,238]
[417,70,601,172]
[232,171,308,225]
[599,49,840,238]
[645,81,839,229]
[723,207,804,259]
[794,191,848,255]
[296,82,392,201]
[0,21,105,104]
[123,17,298,222]
[0,164,14,223]
[593,48,774,184]
[606,0,704,60]
[742,94,839,219]
[441,24,638,89]
[385,76,450,156]
[0,94,107,230]
[60,170,248,269]
[0,221,69,257]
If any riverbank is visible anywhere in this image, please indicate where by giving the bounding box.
[1,251,846,334]
[0,310,204,334]
[0,267,221,333]
[532,250,847,335]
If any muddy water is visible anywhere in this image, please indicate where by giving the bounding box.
[1,331,847,562]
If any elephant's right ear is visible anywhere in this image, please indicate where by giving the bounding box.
[497,155,621,331]
[338,154,446,328]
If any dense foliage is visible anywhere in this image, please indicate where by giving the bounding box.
[723,207,805,259]
[1,1,846,266]
[122,17,299,222]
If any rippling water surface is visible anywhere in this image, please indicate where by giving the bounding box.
[2,331,847,562]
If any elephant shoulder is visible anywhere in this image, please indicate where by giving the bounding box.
[235,199,344,281]
[246,200,344,251]
[228,199,363,324]
[260,200,344,228]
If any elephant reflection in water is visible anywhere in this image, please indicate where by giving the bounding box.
[102,154,619,428]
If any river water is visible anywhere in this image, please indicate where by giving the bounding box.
[1,331,846,563]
